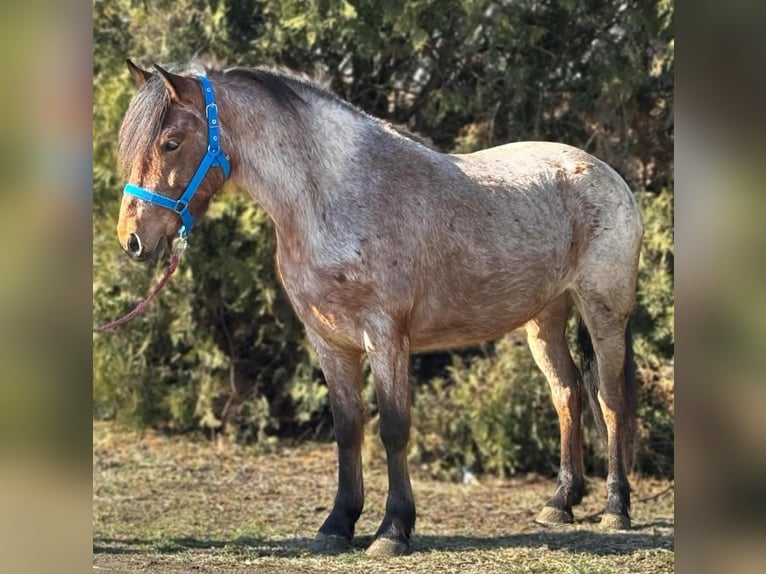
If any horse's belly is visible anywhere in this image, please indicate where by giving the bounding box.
[409,276,557,352]
[410,315,530,352]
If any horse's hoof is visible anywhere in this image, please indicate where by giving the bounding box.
[365,536,410,557]
[535,506,574,526]
[600,513,631,530]
[309,532,352,554]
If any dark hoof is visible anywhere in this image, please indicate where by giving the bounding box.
[366,536,410,557]
[600,513,631,530]
[535,505,574,526]
[309,532,352,555]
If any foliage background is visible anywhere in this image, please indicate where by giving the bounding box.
[93,0,674,478]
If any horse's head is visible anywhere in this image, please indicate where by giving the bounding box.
[116,60,229,261]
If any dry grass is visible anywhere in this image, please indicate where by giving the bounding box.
[93,422,674,573]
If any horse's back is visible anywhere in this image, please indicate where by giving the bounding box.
[454,141,633,202]
[474,141,644,309]
[450,140,643,262]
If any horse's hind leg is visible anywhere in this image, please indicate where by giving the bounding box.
[574,268,639,530]
[525,293,586,525]
[307,330,366,554]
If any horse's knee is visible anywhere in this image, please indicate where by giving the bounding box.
[331,400,364,448]
[379,410,410,453]
[334,420,363,451]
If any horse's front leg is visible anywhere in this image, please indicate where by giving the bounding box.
[364,322,415,557]
[307,331,365,554]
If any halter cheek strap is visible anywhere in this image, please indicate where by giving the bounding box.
[123,75,231,238]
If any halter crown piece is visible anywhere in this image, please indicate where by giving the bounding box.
[123,75,231,239]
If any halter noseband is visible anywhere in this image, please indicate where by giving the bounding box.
[123,75,230,239]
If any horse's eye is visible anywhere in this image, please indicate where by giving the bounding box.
[161,140,180,152]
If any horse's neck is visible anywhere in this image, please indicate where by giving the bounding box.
[218,95,313,245]
[220,86,434,260]
[220,92,371,252]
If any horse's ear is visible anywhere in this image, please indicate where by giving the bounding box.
[153,63,198,105]
[126,59,151,87]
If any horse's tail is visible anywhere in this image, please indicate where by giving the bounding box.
[576,316,638,470]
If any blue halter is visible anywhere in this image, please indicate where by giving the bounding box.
[123,75,231,238]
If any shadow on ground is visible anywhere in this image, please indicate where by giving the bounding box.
[94,527,673,558]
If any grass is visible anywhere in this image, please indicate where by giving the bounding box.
[93,422,674,573]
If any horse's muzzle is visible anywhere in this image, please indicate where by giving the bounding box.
[123,233,166,263]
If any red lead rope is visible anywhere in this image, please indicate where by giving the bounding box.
[93,245,184,333]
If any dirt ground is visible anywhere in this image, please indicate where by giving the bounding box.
[93,423,674,573]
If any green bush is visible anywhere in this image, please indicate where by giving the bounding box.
[93,193,329,441]
[635,189,675,368]
[406,336,559,480]
[400,341,675,481]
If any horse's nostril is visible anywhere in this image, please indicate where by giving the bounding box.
[127,233,142,255]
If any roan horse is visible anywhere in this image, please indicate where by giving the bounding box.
[115,60,643,557]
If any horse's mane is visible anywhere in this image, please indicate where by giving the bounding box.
[218,65,365,120]
[220,67,308,116]
[118,60,435,174]
[216,64,435,148]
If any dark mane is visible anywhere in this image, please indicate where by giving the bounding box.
[221,65,362,118]
[223,67,307,117]
[117,61,434,176]
[118,63,330,176]
[117,74,170,177]
[220,66,437,149]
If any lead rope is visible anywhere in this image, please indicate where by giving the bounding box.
[93,236,187,333]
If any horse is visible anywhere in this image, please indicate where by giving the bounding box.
[114,59,643,557]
